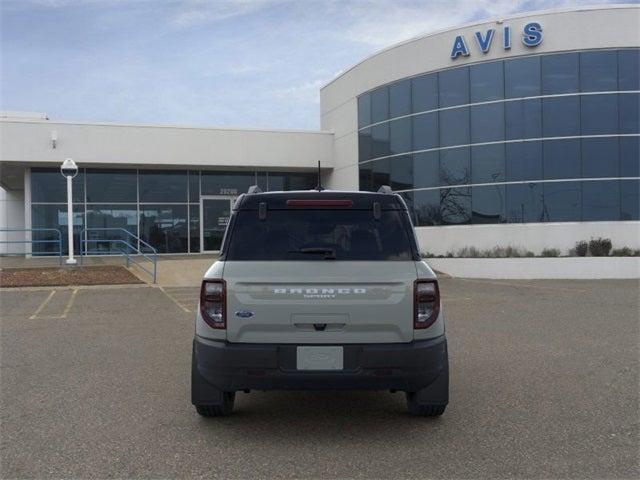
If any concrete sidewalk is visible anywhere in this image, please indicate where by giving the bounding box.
[131,255,217,286]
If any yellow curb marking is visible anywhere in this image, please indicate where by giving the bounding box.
[30,289,79,319]
[29,290,56,319]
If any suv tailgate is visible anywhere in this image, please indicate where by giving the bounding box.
[223,261,417,344]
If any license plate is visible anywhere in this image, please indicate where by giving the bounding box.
[296,346,343,370]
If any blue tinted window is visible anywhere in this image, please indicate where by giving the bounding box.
[31,168,85,203]
[372,158,391,190]
[620,137,640,177]
[390,155,413,191]
[506,183,543,223]
[506,142,543,182]
[471,144,505,184]
[439,108,469,147]
[619,93,639,134]
[542,53,579,94]
[86,169,136,203]
[359,163,373,191]
[412,74,438,113]
[139,170,187,203]
[470,61,504,102]
[413,151,440,189]
[582,180,620,221]
[189,204,199,253]
[439,67,469,107]
[31,204,84,255]
[582,137,619,178]
[543,97,580,137]
[619,49,640,91]
[189,171,200,202]
[413,189,441,226]
[440,187,471,225]
[440,147,470,186]
[505,56,541,98]
[140,205,188,253]
[358,94,371,128]
[370,87,389,123]
[86,205,138,254]
[470,103,504,143]
[505,99,542,140]
[580,51,618,92]
[543,182,581,222]
[389,79,411,118]
[389,117,412,155]
[621,179,640,220]
[412,112,438,151]
[581,94,618,135]
[371,123,390,158]
[359,128,372,162]
[544,139,581,179]
[472,185,505,224]
[399,191,415,223]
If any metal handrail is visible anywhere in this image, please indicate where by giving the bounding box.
[79,228,158,283]
[0,228,63,264]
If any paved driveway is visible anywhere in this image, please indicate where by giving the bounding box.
[1,279,638,479]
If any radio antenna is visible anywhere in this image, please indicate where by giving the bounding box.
[316,161,324,191]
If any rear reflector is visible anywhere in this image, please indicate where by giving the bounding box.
[286,199,353,207]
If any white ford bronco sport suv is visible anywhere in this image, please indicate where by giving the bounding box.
[191,186,448,416]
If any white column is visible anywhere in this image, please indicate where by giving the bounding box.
[66,175,76,265]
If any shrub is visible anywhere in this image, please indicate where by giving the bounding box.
[610,247,639,257]
[525,251,535,257]
[456,246,481,258]
[589,237,612,257]
[422,251,435,258]
[540,248,561,257]
[574,241,588,257]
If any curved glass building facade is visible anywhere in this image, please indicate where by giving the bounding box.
[356,48,640,226]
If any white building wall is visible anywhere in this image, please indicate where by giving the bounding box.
[0,186,26,254]
[0,120,334,170]
[415,222,640,256]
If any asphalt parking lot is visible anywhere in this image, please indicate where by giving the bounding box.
[1,278,638,479]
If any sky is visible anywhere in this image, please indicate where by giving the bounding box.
[0,0,631,130]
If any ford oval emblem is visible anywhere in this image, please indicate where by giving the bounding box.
[235,310,254,318]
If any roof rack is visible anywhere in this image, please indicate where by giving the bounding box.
[377,185,393,194]
[247,185,262,194]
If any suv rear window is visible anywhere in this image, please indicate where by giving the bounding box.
[225,209,415,261]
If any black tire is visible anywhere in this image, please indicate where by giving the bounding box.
[195,392,236,417]
[406,392,446,416]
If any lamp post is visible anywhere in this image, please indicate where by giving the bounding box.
[60,158,78,265]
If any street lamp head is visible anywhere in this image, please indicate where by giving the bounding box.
[60,158,78,178]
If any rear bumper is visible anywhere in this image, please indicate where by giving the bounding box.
[192,335,448,394]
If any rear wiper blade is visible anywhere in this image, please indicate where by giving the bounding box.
[288,247,337,259]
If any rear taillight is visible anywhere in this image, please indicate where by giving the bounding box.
[200,279,226,329]
[414,280,440,329]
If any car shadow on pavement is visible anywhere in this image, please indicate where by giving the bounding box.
[191,390,445,440]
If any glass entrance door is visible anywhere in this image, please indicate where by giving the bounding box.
[200,196,234,252]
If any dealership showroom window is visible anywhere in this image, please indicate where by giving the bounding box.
[30,169,316,255]
[357,48,639,226]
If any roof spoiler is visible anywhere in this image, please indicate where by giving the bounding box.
[377,185,393,194]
